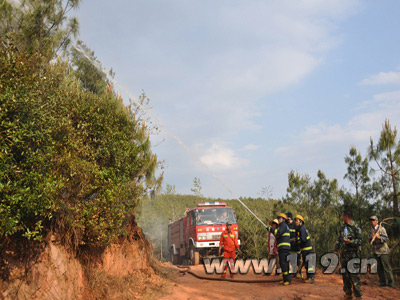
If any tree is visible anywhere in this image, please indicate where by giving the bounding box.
[344,146,370,201]
[259,185,273,199]
[0,0,80,60]
[191,177,202,197]
[0,49,162,247]
[343,146,372,224]
[284,170,342,254]
[164,184,178,221]
[368,120,400,216]
[164,184,176,196]
[137,193,200,260]
[69,40,110,94]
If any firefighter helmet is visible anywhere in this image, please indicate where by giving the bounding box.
[268,219,279,226]
[295,215,304,223]
[278,213,287,219]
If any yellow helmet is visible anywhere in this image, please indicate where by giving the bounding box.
[295,215,304,223]
[268,219,279,226]
[278,213,287,219]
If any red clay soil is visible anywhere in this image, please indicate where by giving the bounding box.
[159,264,400,300]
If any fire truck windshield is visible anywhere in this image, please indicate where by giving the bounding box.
[195,208,236,225]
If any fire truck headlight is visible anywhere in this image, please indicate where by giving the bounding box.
[197,233,207,240]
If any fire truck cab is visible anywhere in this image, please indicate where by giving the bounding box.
[168,201,239,265]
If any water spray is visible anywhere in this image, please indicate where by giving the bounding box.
[71,44,269,230]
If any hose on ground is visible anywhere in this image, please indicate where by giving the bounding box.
[176,265,282,283]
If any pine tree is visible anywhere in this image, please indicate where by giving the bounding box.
[368,120,400,216]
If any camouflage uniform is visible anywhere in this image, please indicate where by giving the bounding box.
[334,220,363,298]
[369,225,395,287]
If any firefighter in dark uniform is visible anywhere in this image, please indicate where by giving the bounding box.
[334,207,362,299]
[286,212,302,279]
[267,213,292,285]
[294,215,314,283]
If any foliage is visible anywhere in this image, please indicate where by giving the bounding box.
[368,119,400,216]
[137,192,199,260]
[229,197,277,259]
[0,49,161,248]
[0,0,162,251]
[142,144,399,266]
[1,0,399,272]
[0,0,80,60]
[191,177,202,197]
[69,40,111,94]
[344,146,371,205]
[0,51,58,240]
[284,170,342,255]
[258,185,273,199]
[138,190,294,260]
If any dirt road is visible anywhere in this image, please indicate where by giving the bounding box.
[159,264,399,300]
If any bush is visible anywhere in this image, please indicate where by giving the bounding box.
[0,50,160,249]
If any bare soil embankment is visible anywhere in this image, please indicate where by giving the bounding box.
[0,227,167,300]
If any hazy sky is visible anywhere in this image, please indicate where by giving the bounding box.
[73,0,400,199]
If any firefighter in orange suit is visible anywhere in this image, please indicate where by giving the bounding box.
[218,221,241,278]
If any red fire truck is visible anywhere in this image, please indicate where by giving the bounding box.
[167,201,239,265]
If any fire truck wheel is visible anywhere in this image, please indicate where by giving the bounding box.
[177,255,183,265]
[170,251,178,265]
[190,245,200,265]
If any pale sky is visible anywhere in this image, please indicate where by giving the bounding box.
[73,0,400,199]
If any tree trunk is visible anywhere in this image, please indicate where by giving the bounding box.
[390,168,399,216]
[389,238,400,263]
[388,154,399,217]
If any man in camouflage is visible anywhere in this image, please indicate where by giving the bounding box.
[334,207,362,299]
[369,215,395,288]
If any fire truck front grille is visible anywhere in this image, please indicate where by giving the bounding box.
[211,234,221,240]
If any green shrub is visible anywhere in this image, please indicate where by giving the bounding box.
[0,50,161,248]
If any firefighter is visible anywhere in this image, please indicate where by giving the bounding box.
[286,212,302,279]
[218,221,241,278]
[294,215,314,283]
[266,219,279,276]
[218,211,230,222]
[266,213,292,285]
[334,207,362,299]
